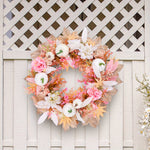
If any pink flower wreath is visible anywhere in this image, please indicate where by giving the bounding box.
[25,28,123,130]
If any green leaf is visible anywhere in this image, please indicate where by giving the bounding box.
[41,78,44,84]
[56,50,63,55]
[68,109,72,113]
[99,63,104,66]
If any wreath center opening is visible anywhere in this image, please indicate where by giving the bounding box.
[61,68,83,90]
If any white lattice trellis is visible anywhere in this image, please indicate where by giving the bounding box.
[2,1,150,150]
[3,0,145,60]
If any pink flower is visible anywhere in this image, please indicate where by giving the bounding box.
[87,87,102,101]
[36,86,49,96]
[31,57,46,72]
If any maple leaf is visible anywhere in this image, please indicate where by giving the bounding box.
[59,115,77,130]
[93,104,106,119]
[62,28,79,40]
[26,82,37,94]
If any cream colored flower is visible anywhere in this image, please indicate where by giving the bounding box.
[36,92,62,112]
[78,43,97,59]
[63,103,76,117]
[92,58,105,78]
[145,108,150,113]
[35,72,48,86]
[73,99,82,109]
[56,44,69,57]
[36,92,62,125]
[46,52,55,61]
[67,39,81,51]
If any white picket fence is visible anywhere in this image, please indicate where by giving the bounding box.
[1,0,150,150]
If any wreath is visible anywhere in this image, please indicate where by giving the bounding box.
[25,28,123,130]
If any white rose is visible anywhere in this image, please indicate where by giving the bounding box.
[63,103,76,117]
[78,43,96,60]
[92,58,105,78]
[56,44,69,57]
[68,39,81,51]
[145,107,150,113]
[73,99,82,109]
[46,52,55,61]
[35,73,48,86]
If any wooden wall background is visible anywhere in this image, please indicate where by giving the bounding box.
[1,0,150,150]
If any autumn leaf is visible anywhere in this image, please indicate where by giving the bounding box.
[102,88,117,103]
[26,82,37,94]
[93,104,106,119]
[62,28,79,40]
[59,115,77,130]
[83,115,99,127]
[31,48,41,59]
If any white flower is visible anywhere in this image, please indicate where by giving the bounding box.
[63,97,92,123]
[73,99,82,109]
[145,108,150,113]
[78,43,97,59]
[92,58,106,78]
[73,97,93,109]
[45,92,61,106]
[36,92,62,112]
[68,39,81,51]
[141,125,146,129]
[35,73,48,86]
[46,52,55,61]
[56,44,69,57]
[36,91,62,125]
[68,28,98,59]
[63,103,76,117]
[103,81,118,91]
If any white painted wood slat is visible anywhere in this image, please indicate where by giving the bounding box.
[86,126,98,150]
[3,61,14,147]
[132,61,146,150]
[145,0,150,74]
[27,61,37,148]
[0,0,3,149]
[14,60,28,150]
[51,123,61,146]
[123,61,133,148]
[110,61,123,150]
[99,106,110,148]
[37,121,50,150]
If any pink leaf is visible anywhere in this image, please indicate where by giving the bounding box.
[106,59,118,73]
[26,78,35,83]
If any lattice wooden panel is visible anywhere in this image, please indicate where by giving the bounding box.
[3,0,144,59]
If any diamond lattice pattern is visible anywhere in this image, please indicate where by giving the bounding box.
[3,0,144,56]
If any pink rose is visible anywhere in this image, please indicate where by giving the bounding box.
[36,86,49,97]
[31,57,46,72]
[87,87,102,101]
